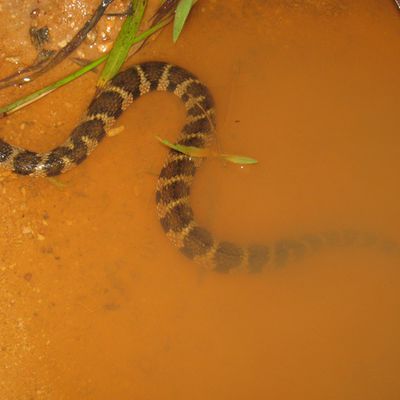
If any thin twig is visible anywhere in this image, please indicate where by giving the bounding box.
[0,0,115,90]
[125,0,178,59]
[151,0,179,24]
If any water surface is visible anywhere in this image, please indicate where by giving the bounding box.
[0,1,400,399]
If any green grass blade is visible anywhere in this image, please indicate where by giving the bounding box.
[173,0,194,42]
[98,0,147,86]
[0,18,169,117]
[157,136,209,157]
[157,136,258,165]
[0,55,107,116]
[220,154,259,165]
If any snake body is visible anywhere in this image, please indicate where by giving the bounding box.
[0,62,270,272]
[0,62,396,272]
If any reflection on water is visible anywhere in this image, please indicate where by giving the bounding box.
[0,1,399,399]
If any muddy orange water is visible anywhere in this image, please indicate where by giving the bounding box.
[1,1,400,399]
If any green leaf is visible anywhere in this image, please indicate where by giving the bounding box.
[173,0,194,43]
[220,154,259,165]
[98,0,147,86]
[157,137,258,165]
[157,136,209,157]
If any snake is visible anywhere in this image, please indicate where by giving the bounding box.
[0,62,397,272]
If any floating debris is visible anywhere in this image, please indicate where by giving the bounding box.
[29,26,50,50]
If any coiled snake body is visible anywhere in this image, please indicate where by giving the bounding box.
[0,62,395,272]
